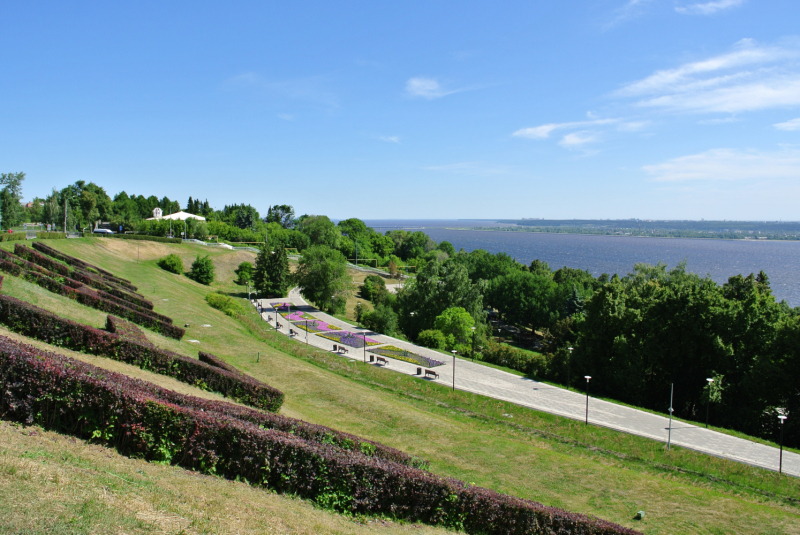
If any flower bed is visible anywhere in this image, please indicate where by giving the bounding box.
[372,345,444,368]
[318,330,382,348]
[292,318,341,333]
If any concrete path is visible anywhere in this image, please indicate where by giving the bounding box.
[255,291,799,478]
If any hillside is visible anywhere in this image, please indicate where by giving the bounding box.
[1,237,799,534]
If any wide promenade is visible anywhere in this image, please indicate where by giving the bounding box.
[256,290,799,478]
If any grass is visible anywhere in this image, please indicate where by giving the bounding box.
[2,238,799,534]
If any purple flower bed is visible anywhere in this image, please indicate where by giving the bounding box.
[318,330,382,348]
[292,319,341,333]
[284,310,316,321]
[372,345,444,368]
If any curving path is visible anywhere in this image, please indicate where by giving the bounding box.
[255,290,799,478]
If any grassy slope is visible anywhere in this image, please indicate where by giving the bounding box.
[1,238,798,534]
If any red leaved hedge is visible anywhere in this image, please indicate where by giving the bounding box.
[0,294,281,412]
[0,336,639,535]
[31,241,137,291]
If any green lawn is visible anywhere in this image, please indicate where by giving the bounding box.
[1,237,798,534]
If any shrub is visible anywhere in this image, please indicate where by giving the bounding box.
[194,222,209,241]
[235,261,253,285]
[198,351,240,374]
[106,315,152,347]
[35,232,66,239]
[188,255,215,285]
[479,340,548,378]
[0,232,26,242]
[205,293,245,317]
[110,234,182,244]
[0,295,281,411]
[158,253,184,274]
[361,303,398,335]
[0,335,638,535]
[417,329,447,350]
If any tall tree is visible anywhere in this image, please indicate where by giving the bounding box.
[266,204,295,228]
[0,172,25,229]
[253,243,290,298]
[292,245,351,313]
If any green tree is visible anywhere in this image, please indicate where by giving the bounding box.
[0,172,25,229]
[298,215,340,249]
[188,255,215,285]
[292,245,351,313]
[417,329,447,350]
[266,204,295,228]
[158,254,184,274]
[235,261,253,285]
[434,306,475,351]
[361,303,398,335]
[79,190,99,226]
[254,244,290,297]
[360,274,386,301]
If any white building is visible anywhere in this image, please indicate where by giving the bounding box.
[146,208,206,221]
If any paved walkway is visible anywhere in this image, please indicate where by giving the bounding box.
[255,292,799,478]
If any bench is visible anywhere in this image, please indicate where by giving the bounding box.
[276,322,283,329]
[289,328,296,336]
[424,369,439,379]
[376,356,388,366]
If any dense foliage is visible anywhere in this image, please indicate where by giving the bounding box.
[188,255,215,285]
[293,245,351,314]
[157,253,183,274]
[206,292,246,317]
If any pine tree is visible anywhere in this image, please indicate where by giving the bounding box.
[187,196,194,213]
[254,243,289,298]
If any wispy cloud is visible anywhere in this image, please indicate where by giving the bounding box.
[405,77,465,99]
[604,0,655,30]
[559,132,598,148]
[676,0,744,15]
[223,72,338,108]
[379,135,401,143]
[774,117,800,131]
[615,39,800,113]
[424,162,510,176]
[513,118,618,139]
[277,114,294,121]
[642,147,800,181]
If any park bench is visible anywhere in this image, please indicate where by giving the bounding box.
[376,356,388,366]
[424,369,439,379]
[277,322,283,329]
[289,328,296,336]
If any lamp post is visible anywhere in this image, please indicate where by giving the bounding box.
[584,376,591,425]
[306,318,309,344]
[705,378,714,429]
[778,415,788,474]
[567,347,573,391]
[451,350,457,391]
[363,331,367,363]
[471,326,476,361]
[275,306,279,331]
[667,383,674,451]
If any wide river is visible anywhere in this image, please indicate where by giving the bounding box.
[362,220,800,307]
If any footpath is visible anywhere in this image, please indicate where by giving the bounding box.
[255,290,799,478]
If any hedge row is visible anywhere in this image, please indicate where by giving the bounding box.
[0,336,639,535]
[479,341,549,378]
[35,232,66,239]
[14,243,72,276]
[31,241,137,290]
[68,269,154,310]
[109,233,183,244]
[0,260,184,339]
[0,233,26,242]
[106,315,153,347]
[0,248,56,278]
[198,351,240,373]
[0,294,281,412]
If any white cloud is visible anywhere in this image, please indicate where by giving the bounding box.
[424,162,510,176]
[277,114,294,121]
[642,147,800,181]
[380,135,401,143]
[559,132,598,148]
[605,0,655,30]
[405,77,462,99]
[513,118,618,139]
[617,121,650,132]
[676,0,744,15]
[615,39,800,113]
[774,117,800,131]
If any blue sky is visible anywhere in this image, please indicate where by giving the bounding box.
[2,0,799,220]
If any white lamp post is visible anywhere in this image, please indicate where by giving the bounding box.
[584,376,591,425]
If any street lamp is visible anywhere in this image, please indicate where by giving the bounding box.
[567,347,573,391]
[778,414,788,474]
[471,326,476,361]
[705,378,714,429]
[363,331,367,363]
[667,383,675,451]
[451,350,457,391]
[584,376,591,425]
[275,306,279,331]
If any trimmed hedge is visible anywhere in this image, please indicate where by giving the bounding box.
[31,241,137,290]
[479,341,549,378]
[0,259,183,339]
[69,269,154,310]
[111,233,183,244]
[0,336,639,535]
[14,243,71,276]
[106,315,153,347]
[0,294,281,412]
[0,232,26,242]
[198,351,240,374]
[35,232,66,239]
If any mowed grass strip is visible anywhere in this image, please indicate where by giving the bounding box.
[6,238,800,534]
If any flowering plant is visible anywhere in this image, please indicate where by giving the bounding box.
[292,319,341,333]
[318,330,382,348]
[372,345,444,368]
